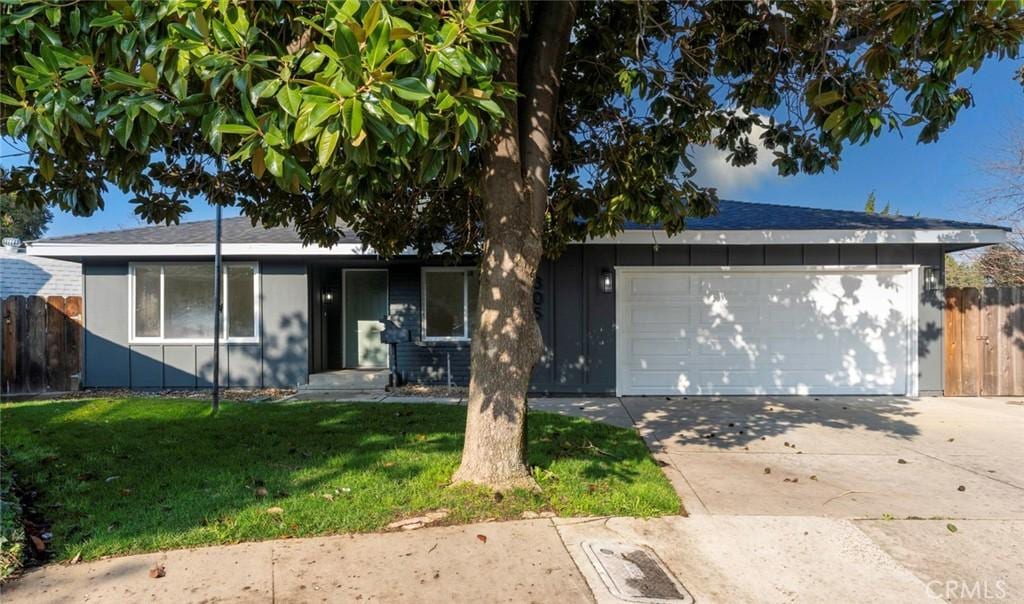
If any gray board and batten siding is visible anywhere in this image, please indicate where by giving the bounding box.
[82,261,307,389]
[79,244,944,393]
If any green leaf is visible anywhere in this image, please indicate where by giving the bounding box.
[317,122,340,166]
[0,94,22,106]
[823,107,846,132]
[265,146,284,177]
[413,111,429,141]
[812,90,842,107]
[388,78,432,102]
[250,79,281,106]
[211,19,235,48]
[349,98,363,138]
[169,23,205,43]
[252,147,266,178]
[90,13,127,29]
[277,85,301,117]
[218,124,258,135]
[104,69,148,88]
[299,52,326,74]
[140,63,158,85]
[379,98,414,126]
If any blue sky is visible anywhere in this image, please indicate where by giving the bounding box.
[11,58,1024,238]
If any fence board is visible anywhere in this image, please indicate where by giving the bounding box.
[960,288,982,396]
[1,295,83,395]
[64,295,83,390]
[27,297,47,392]
[1011,288,1024,396]
[3,297,23,394]
[944,288,963,396]
[46,296,67,391]
[945,287,1024,396]
[980,288,1000,395]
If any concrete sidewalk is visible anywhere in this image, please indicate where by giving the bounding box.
[1,520,592,604]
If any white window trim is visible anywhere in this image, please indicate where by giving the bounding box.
[421,267,476,342]
[129,262,260,345]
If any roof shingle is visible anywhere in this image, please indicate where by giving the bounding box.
[33,200,1006,246]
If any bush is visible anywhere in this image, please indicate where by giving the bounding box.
[0,455,26,582]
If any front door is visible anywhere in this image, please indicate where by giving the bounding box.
[343,269,389,368]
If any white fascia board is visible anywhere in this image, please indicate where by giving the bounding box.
[581,228,1008,246]
[26,227,1007,258]
[26,242,377,258]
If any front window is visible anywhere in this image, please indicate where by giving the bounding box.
[130,263,259,343]
[422,268,478,340]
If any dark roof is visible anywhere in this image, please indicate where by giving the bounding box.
[34,200,1006,245]
[626,200,1007,231]
[36,216,359,245]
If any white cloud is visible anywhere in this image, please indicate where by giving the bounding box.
[690,122,778,197]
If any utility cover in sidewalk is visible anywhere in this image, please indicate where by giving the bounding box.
[581,540,694,604]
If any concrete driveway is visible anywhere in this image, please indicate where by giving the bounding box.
[536,395,1024,602]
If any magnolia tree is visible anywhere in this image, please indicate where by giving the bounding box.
[2,0,1022,488]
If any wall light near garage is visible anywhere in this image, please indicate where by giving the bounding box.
[923,266,943,291]
[599,269,614,293]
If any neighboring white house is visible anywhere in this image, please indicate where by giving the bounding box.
[1,237,82,298]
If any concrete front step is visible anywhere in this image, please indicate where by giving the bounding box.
[300,369,389,391]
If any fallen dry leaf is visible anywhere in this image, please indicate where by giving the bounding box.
[476,534,487,543]
[70,552,82,565]
[763,467,771,474]
[149,563,165,579]
[267,506,284,515]
[30,535,45,552]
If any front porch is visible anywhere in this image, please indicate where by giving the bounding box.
[307,262,474,389]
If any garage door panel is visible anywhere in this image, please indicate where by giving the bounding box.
[617,268,915,396]
[629,275,692,295]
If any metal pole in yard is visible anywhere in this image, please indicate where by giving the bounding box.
[212,204,222,412]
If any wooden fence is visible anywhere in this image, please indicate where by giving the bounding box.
[2,295,83,395]
[944,287,1024,396]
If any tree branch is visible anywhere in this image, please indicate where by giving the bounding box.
[518,0,577,225]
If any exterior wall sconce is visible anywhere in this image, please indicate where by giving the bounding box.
[599,269,614,293]
[923,266,943,291]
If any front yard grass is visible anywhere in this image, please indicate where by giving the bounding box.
[0,398,679,561]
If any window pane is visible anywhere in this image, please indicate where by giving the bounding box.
[164,264,215,339]
[466,272,478,337]
[424,271,465,338]
[134,266,161,337]
[227,265,255,338]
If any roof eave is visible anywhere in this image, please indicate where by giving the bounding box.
[25,228,1007,258]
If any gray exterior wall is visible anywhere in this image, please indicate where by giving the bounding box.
[83,261,307,389]
[82,242,946,395]
[526,243,944,394]
[373,243,945,394]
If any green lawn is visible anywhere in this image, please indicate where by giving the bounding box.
[0,398,679,561]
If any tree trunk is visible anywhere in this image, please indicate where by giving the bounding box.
[451,177,545,489]
[452,1,577,490]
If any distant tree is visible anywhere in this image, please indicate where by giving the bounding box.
[864,191,877,214]
[975,244,1024,286]
[945,254,985,288]
[863,191,893,215]
[972,126,1024,252]
[0,186,51,241]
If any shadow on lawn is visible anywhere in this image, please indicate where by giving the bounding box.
[1,399,661,559]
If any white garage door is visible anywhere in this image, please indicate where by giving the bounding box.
[616,266,919,396]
